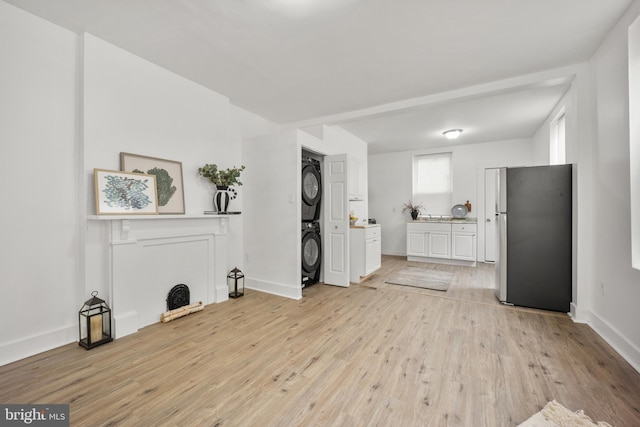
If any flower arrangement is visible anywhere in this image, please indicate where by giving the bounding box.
[402,200,424,220]
[198,164,245,188]
[402,200,424,214]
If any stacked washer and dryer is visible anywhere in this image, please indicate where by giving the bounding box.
[301,154,322,287]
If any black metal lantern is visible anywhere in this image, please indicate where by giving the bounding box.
[228,267,244,298]
[78,291,113,350]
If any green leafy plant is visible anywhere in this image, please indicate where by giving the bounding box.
[198,164,246,188]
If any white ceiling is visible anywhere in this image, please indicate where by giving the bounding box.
[5,0,633,153]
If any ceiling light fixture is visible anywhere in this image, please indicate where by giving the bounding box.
[443,129,463,139]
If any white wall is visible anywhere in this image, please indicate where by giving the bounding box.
[368,139,533,257]
[533,91,569,165]
[0,2,79,365]
[0,3,277,365]
[530,71,595,322]
[531,1,640,371]
[242,126,368,298]
[586,0,640,371]
[82,34,239,215]
[83,33,239,305]
[82,34,270,336]
[81,37,277,292]
[229,105,278,270]
[242,131,302,299]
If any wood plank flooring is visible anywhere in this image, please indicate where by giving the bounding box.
[2,255,640,426]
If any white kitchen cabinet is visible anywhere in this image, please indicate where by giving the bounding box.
[365,236,381,273]
[407,228,428,256]
[451,223,477,261]
[348,156,364,201]
[407,223,451,259]
[428,230,451,258]
[350,225,381,283]
[407,221,476,266]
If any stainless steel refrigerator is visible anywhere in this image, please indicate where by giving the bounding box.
[495,164,572,312]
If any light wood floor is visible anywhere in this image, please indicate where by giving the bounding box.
[2,256,640,426]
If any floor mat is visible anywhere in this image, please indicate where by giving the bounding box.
[385,266,453,291]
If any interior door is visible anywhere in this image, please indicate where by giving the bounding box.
[323,154,350,287]
[484,168,499,262]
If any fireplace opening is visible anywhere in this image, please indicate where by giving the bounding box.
[167,284,190,311]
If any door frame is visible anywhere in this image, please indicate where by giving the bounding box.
[484,168,499,262]
[475,163,509,263]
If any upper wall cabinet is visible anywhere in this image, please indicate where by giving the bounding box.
[348,156,364,201]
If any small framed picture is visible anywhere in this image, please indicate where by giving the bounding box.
[94,169,159,215]
[120,152,185,214]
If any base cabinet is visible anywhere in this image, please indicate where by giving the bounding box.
[407,222,476,266]
[428,230,451,258]
[451,223,477,261]
[365,237,382,274]
[350,225,382,283]
[407,230,427,256]
[407,223,451,259]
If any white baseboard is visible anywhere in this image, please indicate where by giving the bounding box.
[574,307,640,374]
[381,251,405,257]
[216,284,229,303]
[569,302,579,320]
[0,325,76,367]
[407,255,476,267]
[114,310,139,339]
[246,277,302,300]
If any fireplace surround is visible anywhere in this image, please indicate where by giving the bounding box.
[86,215,230,338]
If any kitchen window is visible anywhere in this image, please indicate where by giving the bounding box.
[412,152,452,215]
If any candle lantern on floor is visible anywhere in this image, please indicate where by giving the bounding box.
[78,291,113,350]
[228,267,245,298]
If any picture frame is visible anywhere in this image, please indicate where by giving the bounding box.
[120,152,185,214]
[94,169,159,215]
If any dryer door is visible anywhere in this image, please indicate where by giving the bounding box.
[302,164,322,207]
[302,231,322,274]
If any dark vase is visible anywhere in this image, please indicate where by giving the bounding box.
[213,186,231,213]
[411,209,419,220]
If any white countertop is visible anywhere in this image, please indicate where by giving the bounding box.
[350,223,381,229]
[408,217,477,224]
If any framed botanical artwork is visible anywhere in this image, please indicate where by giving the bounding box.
[120,152,186,214]
[94,169,159,215]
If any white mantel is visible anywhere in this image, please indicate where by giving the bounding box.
[87,215,231,338]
